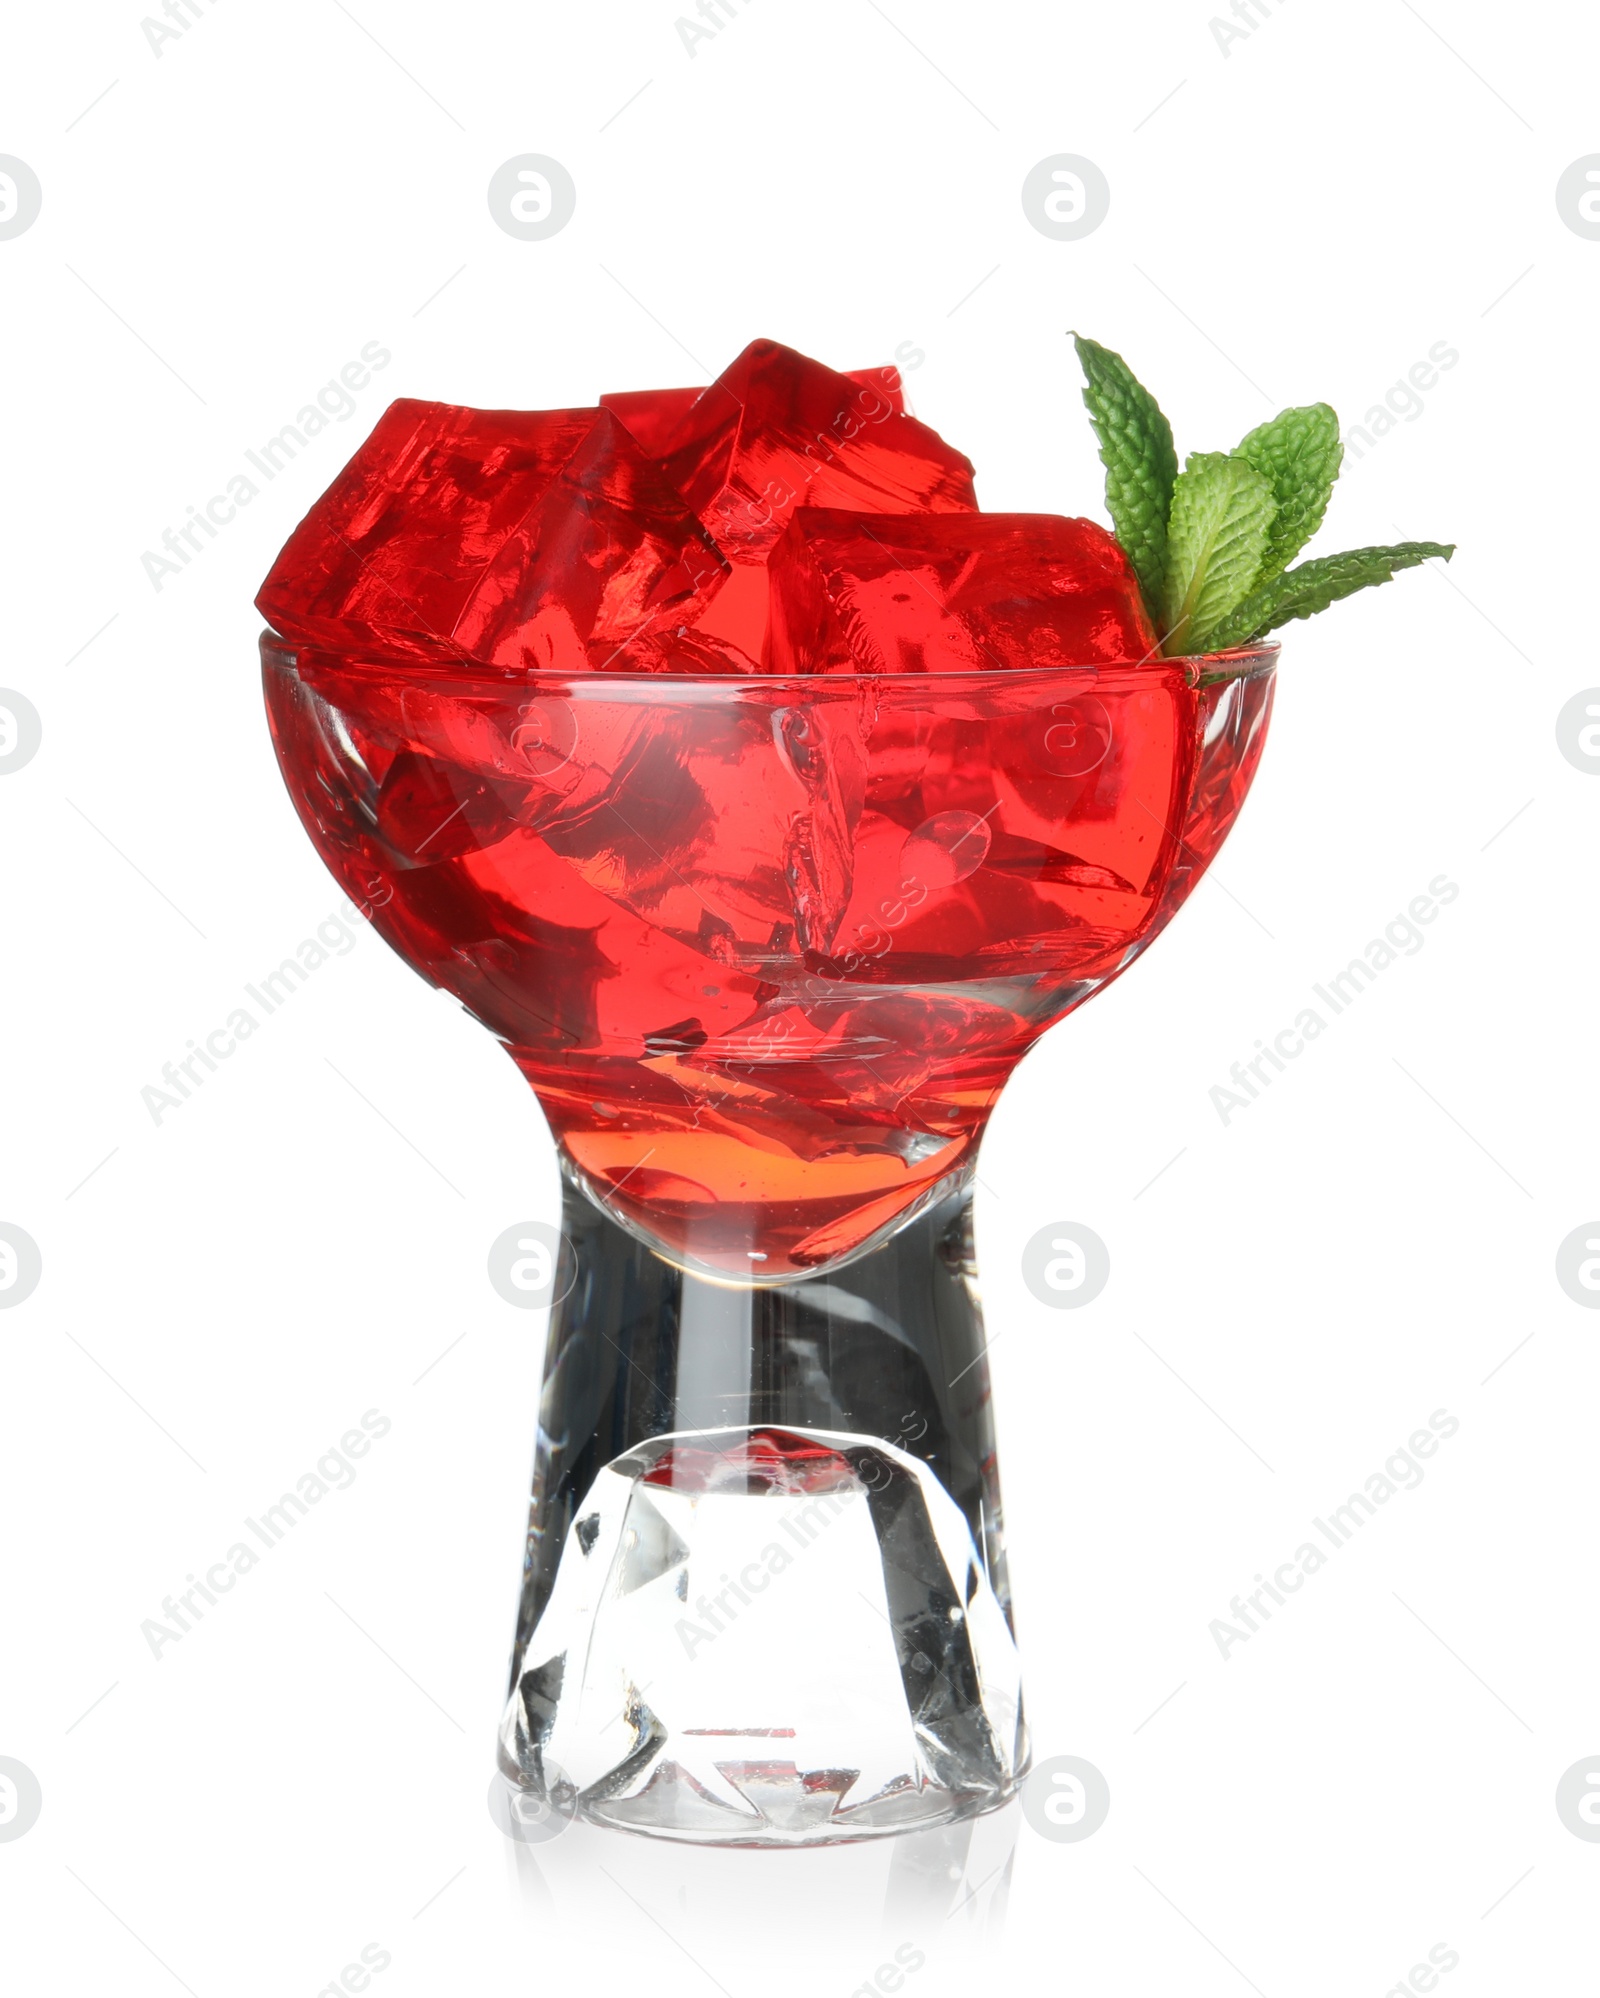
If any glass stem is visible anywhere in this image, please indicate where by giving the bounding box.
[513,1172,1013,1680]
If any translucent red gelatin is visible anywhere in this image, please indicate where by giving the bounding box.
[654,341,976,567]
[642,1428,860,1496]
[257,346,966,678]
[257,339,1275,1278]
[258,403,729,671]
[764,507,1159,674]
[261,643,1275,1279]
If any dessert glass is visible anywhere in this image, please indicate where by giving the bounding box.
[263,634,1277,1845]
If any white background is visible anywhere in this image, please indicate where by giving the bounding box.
[1,1,1596,1992]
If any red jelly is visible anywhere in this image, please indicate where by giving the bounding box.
[765,508,1159,674]
[655,341,976,567]
[257,341,1276,1279]
[260,641,1279,1279]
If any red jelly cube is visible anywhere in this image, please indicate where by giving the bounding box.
[259,404,730,671]
[655,340,976,567]
[256,399,597,659]
[599,384,704,456]
[449,410,728,671]
[764,509,1160,674]
[842,364,906,415]
[603,366,905,461]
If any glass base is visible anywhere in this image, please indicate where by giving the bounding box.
[499,1182,1026,1846]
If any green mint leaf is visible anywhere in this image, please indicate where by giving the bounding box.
[1231,402,1343,586]
[1160,452,1278,654]
[1207,542,1456,649]
[1071,333,1178,619]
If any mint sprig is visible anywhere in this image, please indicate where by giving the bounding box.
[1231,403,1342,585]
[1071,337,1454,656]
[1162,453,1277,653]
[1072,332,1179,617]
[1206,542,1455,649]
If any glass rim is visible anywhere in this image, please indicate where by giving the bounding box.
[259,628,1280,693]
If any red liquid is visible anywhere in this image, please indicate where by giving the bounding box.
[642,1429,860,1497]
[263,642,1273,1277]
